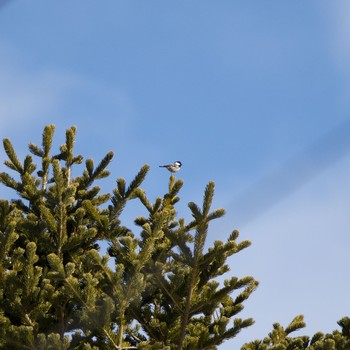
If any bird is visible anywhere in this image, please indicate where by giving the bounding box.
[159,161,182,174]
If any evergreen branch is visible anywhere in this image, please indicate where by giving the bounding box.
[134,216,148,227]
[0,172,21,191]
[310,332,324,345]
[83,200,103,224]
[168,174,176,191]
[111,165,149,219]
[284,315,306,335]
[41,158,50,190]
[75,152,112,194]
[205,317,254,347]
[23,156,36,175]
[225,230,252,255]
[152,197,162,213]
[72,155,84,165]
[81,186,101,199]
[63,272,120,349]
[28,143,44,157]
[165,227,193,261]
[42,124,55,157]
[52,159,65,189]
[116,178,126,197]
[47,253,66,279]
[52,147,67,161]
[191,288,235,317]
[39,205,57,234]
[228,229,239,241]
[338,317,350,336]
[177,182,226,349]
[65,126,76,165]
[4,160,20,172]
[110,179,127,217]
[188,202,202,221]
[184,219,198,232]
[88,249,115,289]
[125,164,149,198]
[153,271,182,313]
[0,201,19,261]
[168,178,183,199]
[92,151,114,179]
[236,239,252,252]
[193,222,208,262]
[11,199,30,213]
[200,240,235,268]
[28,125,56,190]
[133,188,153,213]
[3,138,23,174]
[85,158,94,177]
[206,208,225,222]
[128,309,161,344]
[233,278,259,306]
[191,277,257,318]
[202,181,215,218]
[57,202,67,256]
[177,259,199,350]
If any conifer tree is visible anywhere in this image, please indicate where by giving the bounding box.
[0,125,258,349]
[0,125,114,349]
[241,315,350,350]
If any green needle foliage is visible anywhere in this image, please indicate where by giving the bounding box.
[241,315,350,350]
[0,125,258,349]
[1,125,348,350]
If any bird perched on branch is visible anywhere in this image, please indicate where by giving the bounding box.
[159,161,182,174]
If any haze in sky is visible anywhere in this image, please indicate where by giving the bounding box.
[1,1,350,348]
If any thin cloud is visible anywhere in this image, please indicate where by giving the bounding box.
[326,1,350,84]
[228,119,350,226]
[0,51,135,138]
[227,155,350,350]
[0,68,58,132]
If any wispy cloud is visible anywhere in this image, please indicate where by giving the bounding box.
[0,46,135,140]
[228,154,350,349]
[329,1,350,57]
[0,66,58,133]
[326,1,350,87]
[227,119,350,226]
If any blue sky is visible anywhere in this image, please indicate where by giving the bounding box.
[1,1,350,348]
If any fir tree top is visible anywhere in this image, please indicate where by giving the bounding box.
[0,125,258,349]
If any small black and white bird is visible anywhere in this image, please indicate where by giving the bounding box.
[159,161,182,173]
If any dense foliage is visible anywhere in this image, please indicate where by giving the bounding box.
[0,125,258,349]
[242,315,350,350]
[0,125,348,350]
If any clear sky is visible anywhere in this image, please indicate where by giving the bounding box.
[1,1,350,348]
